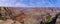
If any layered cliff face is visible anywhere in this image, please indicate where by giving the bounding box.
[24,8,59,24]
[0,7,60,24]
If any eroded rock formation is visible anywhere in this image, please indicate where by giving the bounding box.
[0,7,60,24]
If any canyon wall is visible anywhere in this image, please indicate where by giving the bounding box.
[0,7,60,24]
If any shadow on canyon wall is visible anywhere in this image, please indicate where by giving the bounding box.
[0,7,60,24]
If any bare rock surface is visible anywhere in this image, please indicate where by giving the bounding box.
[0,7,60,24]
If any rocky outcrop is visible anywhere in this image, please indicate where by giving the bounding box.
[0,7,60,24]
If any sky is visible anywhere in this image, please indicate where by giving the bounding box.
[0,0,60,7]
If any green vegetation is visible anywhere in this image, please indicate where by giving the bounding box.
[40,13,60,24]
[0,16,7,21]
[0,15,4,20]
[46,13,51,22]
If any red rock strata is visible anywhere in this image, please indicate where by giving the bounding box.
[2,7,60,24]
